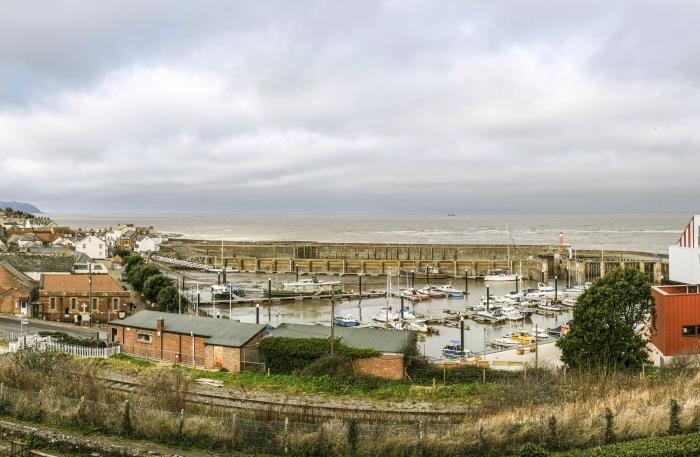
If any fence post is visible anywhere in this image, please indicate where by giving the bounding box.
[284,416,289,454]
[231,413,237,446]
[179,408,185,436]
[418,419,425,455]
[0,383,4,411]
[482,368,486,383]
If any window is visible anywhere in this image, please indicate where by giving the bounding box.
[49,297,56,311]
[70,297,77,310]
[99,244,103,249]
[682,325,696,337]
[82,244,86,249]
[111,298,119,310]
[136,332,152,343]
[91,297,98,310]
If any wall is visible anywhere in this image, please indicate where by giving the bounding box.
[651,286,700,356]
[669,245,700,284]
[352,353,404,380]
[0,264,33,315]
[40,290,130,323]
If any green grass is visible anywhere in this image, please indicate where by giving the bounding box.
[98,353,156,370]
[553,432,700,456]
[172,365,497,402]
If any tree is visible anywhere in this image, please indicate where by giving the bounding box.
[124,255,143,274]
[113,247,132,259]
[156,286,188,313]
[130,264,160,292]
[557,267,654,370]
[143,274,174,302]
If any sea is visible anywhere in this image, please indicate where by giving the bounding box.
[46,213,689,253]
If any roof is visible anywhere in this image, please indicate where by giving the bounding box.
[35,233,59,244]
[113,255,123,264]
[0,261,36,290]
[0,253,75,273]
[110,310,266,348]
[270,323,411,354]
[42,274,125,293]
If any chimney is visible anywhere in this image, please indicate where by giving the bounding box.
[156,318,164,332]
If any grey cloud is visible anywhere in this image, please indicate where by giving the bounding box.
[1,1,699,213]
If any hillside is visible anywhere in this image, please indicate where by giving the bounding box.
[0,201,42,213]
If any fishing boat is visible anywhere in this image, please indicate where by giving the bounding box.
[484,268,518,282]
[264,278,342,297]
[434,284,465,298]
[538,300,563,312]
[417,287,446,298]
[400,288,430,301]
[442,340,468,358]
[399,265,447,279]
[333,314,360,327]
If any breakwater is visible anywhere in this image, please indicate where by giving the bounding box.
[160,240,668,283]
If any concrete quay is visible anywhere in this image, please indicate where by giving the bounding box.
[160,240,668,283]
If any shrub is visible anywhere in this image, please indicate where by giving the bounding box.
[518,442,548,457]
[129,264,160,292]
[299,355,354,378]
[604,407,615,444]
[258,337,378,374]
[143,274,174,302]
[669,399,682,435]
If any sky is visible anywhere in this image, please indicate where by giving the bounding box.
[0,1,699,214]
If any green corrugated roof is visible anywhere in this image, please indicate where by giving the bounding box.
[271,323,411,354]
[109,310,266,348]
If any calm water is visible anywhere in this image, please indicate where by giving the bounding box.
[48,212,688,253]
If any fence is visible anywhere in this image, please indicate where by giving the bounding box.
[0,384,435,456]
[6,335,120,358]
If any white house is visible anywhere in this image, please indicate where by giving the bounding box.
[134,235,159,253]
[669,215,700,284]
[75,235,107,259]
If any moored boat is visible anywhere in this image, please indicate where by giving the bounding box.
[434,284,465,298]
[484,268,518,281]
[442,340,468,358]
[265,278,342,297]
[334,314,360,327]
[399,265,447,279]
[400,288,430,301]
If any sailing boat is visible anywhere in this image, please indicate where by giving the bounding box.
[484,227,518,281]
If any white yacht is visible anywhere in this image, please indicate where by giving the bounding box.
[484,269,518,281]
[372,307,400,322]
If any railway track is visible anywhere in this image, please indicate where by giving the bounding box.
[97,376,473,423]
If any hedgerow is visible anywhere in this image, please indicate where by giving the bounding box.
[258,337,379,374]
[561,431,700,456]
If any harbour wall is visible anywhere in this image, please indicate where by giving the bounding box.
[160,240,668,283]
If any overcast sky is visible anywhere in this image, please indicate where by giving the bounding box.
[1,1,698,214]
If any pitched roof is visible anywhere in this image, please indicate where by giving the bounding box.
[0,253,75,273]
[0,261,36,289]
[109,310,266,348]
[42,274,125,293]
[270,323,411,354]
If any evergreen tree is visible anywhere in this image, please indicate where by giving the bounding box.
[557,268,654,370]
[143,274,174,302]
[156,286,188,313]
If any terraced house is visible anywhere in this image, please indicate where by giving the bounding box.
[40,274,130,323]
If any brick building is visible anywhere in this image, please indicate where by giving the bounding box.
[0,261,36,316]
[270,323,412,380]
[40,274,130,323]
[109,311,267,372]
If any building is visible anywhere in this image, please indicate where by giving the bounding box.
[650,285,700,364]
[269,323,412,380]
[75,235,107,260]
[0,261,36,316]
[109,311,266,372]
[669,215,700,284]
[39,274,130,323]
[134,235,159,254]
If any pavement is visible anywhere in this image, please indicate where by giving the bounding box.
[483,341,563,370]
[0,314,100,339]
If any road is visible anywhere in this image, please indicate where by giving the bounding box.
[0,314,100,339]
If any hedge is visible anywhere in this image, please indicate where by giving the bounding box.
[560,431,700,456]
[258,337,379,374]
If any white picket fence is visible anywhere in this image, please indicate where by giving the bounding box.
[7,335,120,358]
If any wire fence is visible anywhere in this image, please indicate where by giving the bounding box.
[0,384,438,456]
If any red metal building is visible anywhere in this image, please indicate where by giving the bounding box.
[651,285,700,357]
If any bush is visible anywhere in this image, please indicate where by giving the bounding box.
[258,337,378,374]
[518,442,548,457]
[129,264,160,292]
[565,431,700,456]
[299,355,354,377]
[156,286,188,313]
